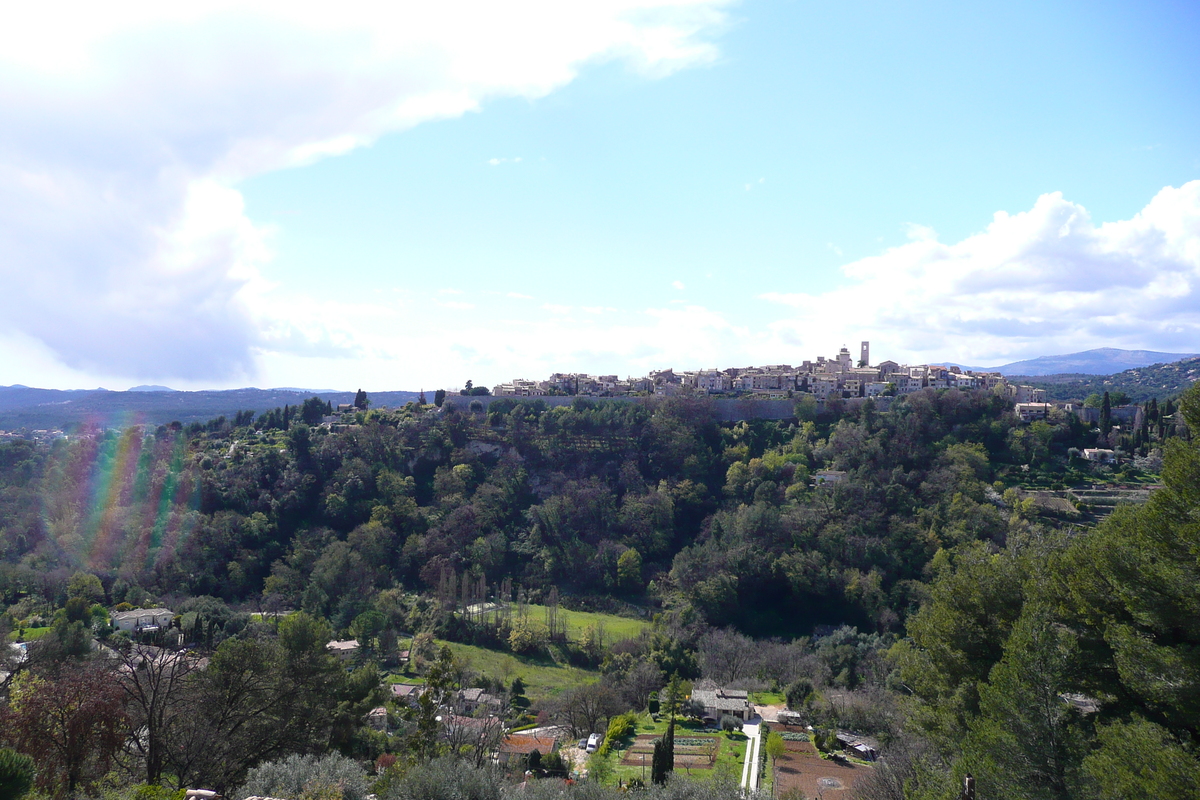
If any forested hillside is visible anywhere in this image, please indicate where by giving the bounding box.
[0,389,1156,636]
[1,386,1196,799]
[886,383,1200,798]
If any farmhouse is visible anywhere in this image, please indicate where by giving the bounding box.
[691,680,752,722]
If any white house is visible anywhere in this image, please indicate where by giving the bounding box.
[111,608,174,633]
[1015,403,1054,422]
[814,469,848,486]
[1083,449,1116,464]
[326,639,360,662]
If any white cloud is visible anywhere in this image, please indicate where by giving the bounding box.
[763,181,1200,365]
[672,280,686,290]
[0,0,731,382]
[903,222,937,241]
[252,295,764,390]
[207,182,1200,391]
[487,157,523,166]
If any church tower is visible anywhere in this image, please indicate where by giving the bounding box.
[860,341,870,367]
[837,346,852,372]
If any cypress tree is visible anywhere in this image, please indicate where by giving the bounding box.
[651,738,669,784]
[663,672,679,776]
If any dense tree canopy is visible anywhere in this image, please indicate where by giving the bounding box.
[895,383,1200,798]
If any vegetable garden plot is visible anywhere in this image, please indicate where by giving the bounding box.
[619,734,721,768]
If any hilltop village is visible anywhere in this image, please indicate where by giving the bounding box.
[493,341,1048,404]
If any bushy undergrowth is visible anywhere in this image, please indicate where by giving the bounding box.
[240,753,368,800]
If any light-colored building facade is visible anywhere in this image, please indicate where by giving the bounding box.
[111,608,174,633]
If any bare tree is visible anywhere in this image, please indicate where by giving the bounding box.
[443,715,506,768]
[756,638,810,687]
[552,683,623,736]
[115,642,201,785]
[698,627,757,686]
[614,661,664,711]
[545,586,561,641]
[852,738,948,800]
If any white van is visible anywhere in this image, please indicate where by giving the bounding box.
[586,733,602,753]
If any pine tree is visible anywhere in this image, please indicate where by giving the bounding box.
[0,747,35,800]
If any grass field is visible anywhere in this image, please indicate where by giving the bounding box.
[385,673,426,685]
[498,604,649,643]
[377,604,645,704]
[9,627,50,642]
[435,640,598,701]
[750,691,785,705]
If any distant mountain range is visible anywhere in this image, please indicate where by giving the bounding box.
[0,386,421,431]
[948,347,1198,377]
[1022,356,1200,403]
[3,348,1197,431]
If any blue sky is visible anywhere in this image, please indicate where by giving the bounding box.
[2,0,1198,391]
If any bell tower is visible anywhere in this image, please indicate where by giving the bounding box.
[860,341,870,367]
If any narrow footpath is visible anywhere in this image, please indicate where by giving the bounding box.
[740,717,762,794]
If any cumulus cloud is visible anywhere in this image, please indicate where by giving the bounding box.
[763,181,1200,365]
[0,0,731,381]
[255,293,763,390]
[231,182,1200,390]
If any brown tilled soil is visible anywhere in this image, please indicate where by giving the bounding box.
[773,740,870,797]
